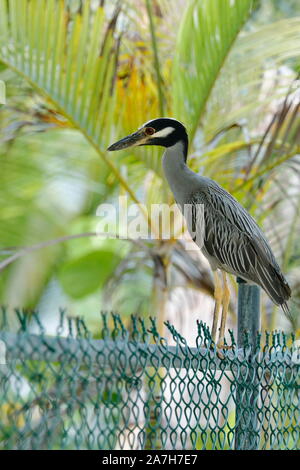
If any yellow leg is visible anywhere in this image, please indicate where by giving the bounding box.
[218,271,230,348]
[211,270,223,344]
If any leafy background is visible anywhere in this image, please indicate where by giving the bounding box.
[0,0,299,339]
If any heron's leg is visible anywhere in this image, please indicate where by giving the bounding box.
[211,270,223,344]
[217,271,230,348]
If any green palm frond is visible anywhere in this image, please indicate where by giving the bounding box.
[204,18,300,138]
[173,0,254,140]
[0,0,143,207]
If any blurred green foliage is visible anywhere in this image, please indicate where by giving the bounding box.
[0,0,299,333]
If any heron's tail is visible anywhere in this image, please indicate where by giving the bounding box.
[256,260,292,319]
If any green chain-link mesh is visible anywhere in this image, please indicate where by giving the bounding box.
[0,308,299,450]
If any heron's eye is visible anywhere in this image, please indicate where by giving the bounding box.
[145,127,155,136]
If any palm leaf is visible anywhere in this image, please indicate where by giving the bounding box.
[0,0,145,209]
[204,17,300,139]
[0,126,113,307]
[172,0,254,140]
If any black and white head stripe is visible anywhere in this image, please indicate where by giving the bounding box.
[140,117,185,133]
[107,117,188,157]
[150,126,175,138]
[139,118,188,153]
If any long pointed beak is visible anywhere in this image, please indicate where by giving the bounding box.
[107,129,148,151]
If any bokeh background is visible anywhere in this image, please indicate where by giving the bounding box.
[0,0,299,341]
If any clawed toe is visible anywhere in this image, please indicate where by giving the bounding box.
[210,341,231,360]
[217,343,233,351]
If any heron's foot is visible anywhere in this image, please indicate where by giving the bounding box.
[216,349,225,360]
[217,342,233,351]
[215,342,233,360]
[209,341,231,360]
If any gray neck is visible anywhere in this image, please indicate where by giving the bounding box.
[162,141,194,204]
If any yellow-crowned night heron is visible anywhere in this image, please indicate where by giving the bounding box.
[108,118,291,346]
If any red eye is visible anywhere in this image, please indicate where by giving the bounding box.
[145,127,155,136]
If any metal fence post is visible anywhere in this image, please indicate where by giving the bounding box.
[234,278,261,450]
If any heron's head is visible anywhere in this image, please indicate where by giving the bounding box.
[107,118,188,154]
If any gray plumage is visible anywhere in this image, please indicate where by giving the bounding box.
[108,117,291,314]
[162,141,291,313]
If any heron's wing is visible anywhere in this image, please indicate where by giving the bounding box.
[187,186,291,307]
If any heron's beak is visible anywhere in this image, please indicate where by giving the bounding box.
[107,129,149,151]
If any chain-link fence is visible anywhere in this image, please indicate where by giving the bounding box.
[0,308,299,450]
